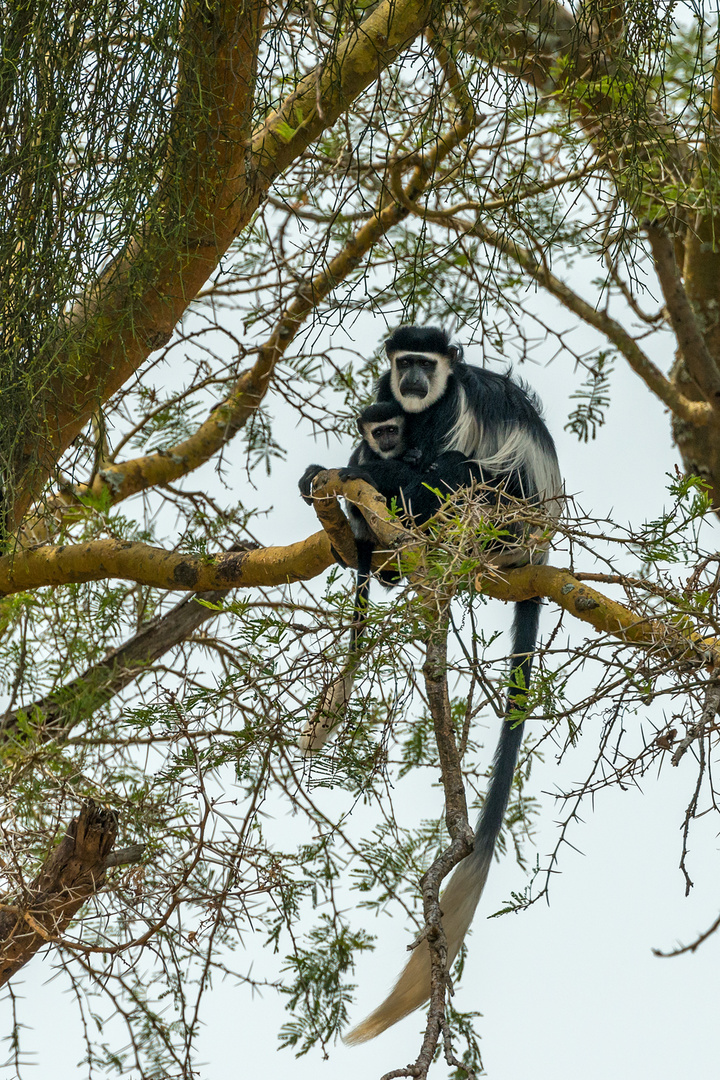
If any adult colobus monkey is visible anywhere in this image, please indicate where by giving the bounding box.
[343,326,562,1044]
[298,402,476,752]
[377,325,562,520]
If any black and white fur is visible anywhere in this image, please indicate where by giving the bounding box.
[379,325,562,523]
[343,401,420,604]
[345,326,562,1044]
[343,401,480,584]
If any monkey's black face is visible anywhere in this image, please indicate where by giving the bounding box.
[389,353,452,413]
[373,422,401,453]
[396,355,436,398]
[364,420,403,459]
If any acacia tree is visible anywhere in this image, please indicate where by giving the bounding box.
[2,0,720,1075]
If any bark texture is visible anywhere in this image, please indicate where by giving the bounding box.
[0,800,118,986]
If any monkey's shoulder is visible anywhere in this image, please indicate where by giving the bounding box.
[460,364,544,419]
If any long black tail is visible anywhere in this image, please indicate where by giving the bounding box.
[474,596,540,855]
[345,596,541,1044]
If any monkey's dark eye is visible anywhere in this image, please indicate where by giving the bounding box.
[396,357,410,370]
[420,359,436,371]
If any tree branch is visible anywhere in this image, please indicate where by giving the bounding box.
[12,0,266,527]
[24,87,479,535]
[104,844,146,869]
[307,470,411,562]
[477,562,719,666]
[4,474,404,597]
[367,166,705,424]
[466,217,711,426]
[0,800,118,986]
[646,224,720,409]
[12,0,434,528]
[0,531,336,596]
[408,609,474,1079]
[6,479,720,673]
[461,0,692,208]
[1,583,240,742]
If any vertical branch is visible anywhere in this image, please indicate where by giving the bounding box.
[402,604,474,1078]
[646,224,720,407]
[712,31,720,124]
[422,606,471,842]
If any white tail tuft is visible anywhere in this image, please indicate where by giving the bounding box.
[345,849,492,1044]
[299,673,355,753]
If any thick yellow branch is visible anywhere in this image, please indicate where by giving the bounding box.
[28,93,477,526]
[0,532,336,595]
[5,477,395,594]
[14,0,433,528]
[8,470,719,672]
[2,526,717,670]
[309,476,720,666]
[478,563,719,665]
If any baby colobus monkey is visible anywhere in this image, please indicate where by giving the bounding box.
[343,326,563,1044]
[298,403,476,753]
[344,401,478,584]
[343,401,421,603]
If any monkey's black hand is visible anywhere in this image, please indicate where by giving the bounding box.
[401,448,422,466]
[337,466,378,488]
[299,464,324,504]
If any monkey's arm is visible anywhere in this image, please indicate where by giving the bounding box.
[338,461,419,501]
[298,464,355,568]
